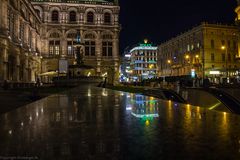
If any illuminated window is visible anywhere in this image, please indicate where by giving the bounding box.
[87,12,94,23]
[52,10,59,22]
[49,40,60,55]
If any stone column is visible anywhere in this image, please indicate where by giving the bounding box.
[0,47,4,81]
[24,54,29,82]
[61,39,67,56]
[112,36,119,71]
[0,0,8,32]
[1,46,8,80]
[96,32,102,74]
[15,50,20,82]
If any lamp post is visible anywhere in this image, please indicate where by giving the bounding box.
[221,45,228,79]
[185,54,190,75]
[167,59,172,76]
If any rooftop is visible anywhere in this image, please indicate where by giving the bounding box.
[31,0,117,5]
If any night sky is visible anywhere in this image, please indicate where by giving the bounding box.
[119,0,238,53]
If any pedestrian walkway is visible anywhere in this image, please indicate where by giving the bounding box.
[0,85,240,159]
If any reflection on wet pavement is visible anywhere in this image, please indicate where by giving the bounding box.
[0,85,240,159]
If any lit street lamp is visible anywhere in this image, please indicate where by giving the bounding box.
[221,45,228,78]
[167,59,172,76]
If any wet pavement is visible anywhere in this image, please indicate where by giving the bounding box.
[0,85,240,159]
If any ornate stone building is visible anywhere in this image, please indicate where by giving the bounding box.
[0,0,42,83]
[158,23,240,83]
[0,0,120,84]
[31,0,120,79]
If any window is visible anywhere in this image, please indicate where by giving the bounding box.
[211,53,215,61]
[85,41,95,56]
[228,54,231,61]
[19,21,24,42]
[49,40,60,55]
[222,53,225,62]
[87,12,94,23]
[104,12,111,24]
[102,41,112,56]
[211,40,214,49]
[228,40,231,48]
[52,10,59,22]
[221,40,225,46]
[67,41,76,56]
[233,41,237,50]
[69,11,76,22]
[8,9,14,38]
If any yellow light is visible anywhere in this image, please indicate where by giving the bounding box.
[167,60,171,64]
[145,120,150,126]
[149,64,154,69]
[185,55,190,59]
[221,46,226,50]
[144,39,148,44]
[195,55,199,58]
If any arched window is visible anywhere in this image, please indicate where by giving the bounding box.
[52,10,59,22]
[87,12,94,23]
[104,13,111,24]
[69,11,76,22]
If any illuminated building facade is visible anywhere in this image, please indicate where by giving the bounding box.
[158,23,240,83]
[31,0,120,79]
[119,47,131,82]
[0,0,120,84]
[0,0,42,83]
[129,41,158,81]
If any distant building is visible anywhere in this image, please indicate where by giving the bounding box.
[158,23,240,83]
[119,47,131,82]
[129,40,158,82]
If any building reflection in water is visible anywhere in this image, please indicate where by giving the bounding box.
[1,86,240,159]
[0,86,122,159]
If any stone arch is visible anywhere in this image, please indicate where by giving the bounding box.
[67,7,78,22]
[101,31,114,39]
[85,8,96,23]
[83,31,97,40]
[47,29,62,39]
[33,6,43,19]
[49,7,61,22]
[67,7,78,13]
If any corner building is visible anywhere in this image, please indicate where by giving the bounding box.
[158,23,240,83]
[31,0,120,77]
[0,0,42,83]
[129,42,158,81]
